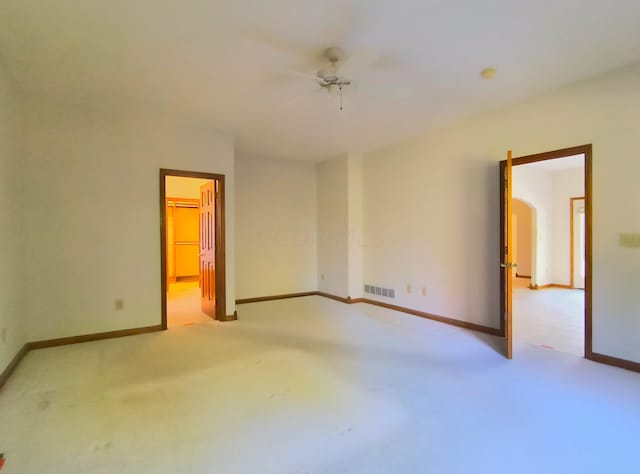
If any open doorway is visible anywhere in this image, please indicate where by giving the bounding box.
[571,197,586,290]
[160,169,228,329]
[512,198,536,285]
[500,145,592,358]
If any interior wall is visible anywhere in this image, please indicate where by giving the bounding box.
[235,154,317,299]
[20,98,236,341]
[165,176,212,200]
[362,63,640,364]
[347,153,364,299]
[550,166,585,285]
[512,199,533,277]
[0,78,26,372]
[513,166,553,286]
[317,154,349,297]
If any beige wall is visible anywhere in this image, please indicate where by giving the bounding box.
[347,153,364,299]
[317,155,350,297]
[235,154,317,298]
[0,78,26,373]
[512,166,551,285]
[550,167,585,285]
[165,176,211,200]
[362,63,640,363]
[513,200,533,277]
[20,98,235,341]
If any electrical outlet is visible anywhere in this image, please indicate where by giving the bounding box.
[406,284,412,294]
[115,299,124,310]
[422,287,428,296]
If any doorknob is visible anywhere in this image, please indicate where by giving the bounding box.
[501,262,518,269]
[199,252,206,256]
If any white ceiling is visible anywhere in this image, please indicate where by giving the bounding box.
[520,154,584,171]
[1,0,639,161]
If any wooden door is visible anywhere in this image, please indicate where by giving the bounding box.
[166,202,176,283]
[512,213,518,280]
[200,181,216,318]
[501,150,515,359]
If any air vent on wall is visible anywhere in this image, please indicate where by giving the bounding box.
[364,284,395,299]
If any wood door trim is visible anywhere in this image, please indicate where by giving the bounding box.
[316,292,352,304]
[505,150,514,358]
[0,343,29,390]
[160,169,228,328]
[215,177,227,322]
[500,144,592,358]
[361,298,503,336]
[506,145,590,166]
[220,311,238,322]
[27,325,163,350]
[533,283,574,290]
[569,197,585,289]
[500,160,506,335]
[236,292,318,304]
[587,352,640,373]
[237,291,501,336]
[312,292,365,304]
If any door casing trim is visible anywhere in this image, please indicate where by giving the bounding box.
[160,169,227,328]
[500,144,592,357]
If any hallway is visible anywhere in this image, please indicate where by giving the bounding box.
[513,278,584,356]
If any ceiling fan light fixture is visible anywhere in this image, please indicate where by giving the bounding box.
[323,46,345,64]
[317,68,339,82]
[481,67,497,80]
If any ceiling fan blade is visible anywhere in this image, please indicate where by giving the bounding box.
[278,68,323,83]
[270,82,328,111]
[338,50,380,79]
[354,80,414,100]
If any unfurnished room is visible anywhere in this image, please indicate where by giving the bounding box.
[1,1,639,473]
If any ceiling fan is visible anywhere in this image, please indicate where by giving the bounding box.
[281,46,379,110]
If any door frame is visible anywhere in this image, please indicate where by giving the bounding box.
[499,144,592,357]
[160,169,227,329]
